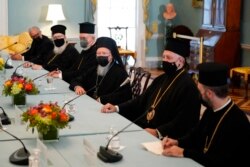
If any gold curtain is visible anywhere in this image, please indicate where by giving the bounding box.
[84,0,96,22]
[91,0,97,14]
[143,0,153,40]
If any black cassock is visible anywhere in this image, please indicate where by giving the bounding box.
[70,61,132,105]
[179,101,250,167]
[118,69,201,138]
[24,35,54,62]
[42,44,80,72]
[62,43,98,83]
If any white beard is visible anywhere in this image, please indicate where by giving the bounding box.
[53,42,67,54]
[97,63,111,76]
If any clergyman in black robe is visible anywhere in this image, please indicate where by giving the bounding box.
[10,26,54,62]
[70,37,132,105]
[162,62,250,167]
[101,25,201,139]
[30,25,80,72]
[48,22,98,83]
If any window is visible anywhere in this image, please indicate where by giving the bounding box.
[96,0,136,51]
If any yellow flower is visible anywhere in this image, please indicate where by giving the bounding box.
[43,105,52,113]
[0,57,4,65]
[18,83,23,89]
[0,57,4,70]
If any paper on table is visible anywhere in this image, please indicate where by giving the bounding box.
[141,141,163,155]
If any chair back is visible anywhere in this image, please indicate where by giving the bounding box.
[129,67,151,99]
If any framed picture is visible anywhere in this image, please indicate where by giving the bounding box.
[192,0,203,8]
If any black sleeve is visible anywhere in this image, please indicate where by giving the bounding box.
[31,41,54,64]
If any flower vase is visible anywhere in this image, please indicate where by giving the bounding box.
[38,126,59,141]
[12,93,26,106]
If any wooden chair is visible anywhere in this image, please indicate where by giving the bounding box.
[230,67,250,99]
[129,67,151,99]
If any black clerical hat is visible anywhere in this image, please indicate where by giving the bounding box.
[79,22,95,34]
[165,38,190,57]
[165,25,193,57]
[197,62,229,87]
[51,24,67,35]
[96,37,124,67]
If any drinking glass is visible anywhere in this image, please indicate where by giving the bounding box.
[63,94,76,114]
[46,76,54,90]
[68,103,76,114]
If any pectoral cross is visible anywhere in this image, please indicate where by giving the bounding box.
[146,106,155,123]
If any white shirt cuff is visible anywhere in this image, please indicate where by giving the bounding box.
[115,105,119,112]
[58,71,62,79]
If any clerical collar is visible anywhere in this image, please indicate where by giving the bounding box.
[214,98,232,112]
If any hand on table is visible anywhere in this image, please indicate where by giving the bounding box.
[31,64,43,70]
[101,103,116,113]
[74,86,86,95]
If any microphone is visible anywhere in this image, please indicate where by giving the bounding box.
[0,42,17,52]
[4,57,13,69]
[0,126,30,165]
[12,47,30,77]
[32,72,50,81]
[119,77,131,87]
[0,106,11,125]
[97,109,148,163]
[12,63,25,77]
[62,86,96,121]
[109,77,131,95]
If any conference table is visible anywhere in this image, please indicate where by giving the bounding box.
[0,57,203,166]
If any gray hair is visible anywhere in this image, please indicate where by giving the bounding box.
[28,26,41,33]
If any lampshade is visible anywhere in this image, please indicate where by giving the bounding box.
[46,4,65,25]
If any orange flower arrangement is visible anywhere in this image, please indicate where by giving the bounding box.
[22,101,69,134]
[2,76,39,96]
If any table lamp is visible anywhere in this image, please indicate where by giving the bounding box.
[46,4,66,25]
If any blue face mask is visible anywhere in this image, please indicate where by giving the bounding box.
[80,38,88,48]
[96,56,109,67]
[54,39,65,47]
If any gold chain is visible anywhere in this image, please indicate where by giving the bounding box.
[203,102,234,153]
[77,57,84,70]
[146,69,185,122]
[47,54,59,65]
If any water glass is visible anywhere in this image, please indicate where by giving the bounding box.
[68,103,76,114]
[46,76,54,90]
[63,95,76,114]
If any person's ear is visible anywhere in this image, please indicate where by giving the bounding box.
[206,89,214,98]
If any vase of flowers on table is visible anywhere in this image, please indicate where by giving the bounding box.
[22,101,70,140]
[2,75,39,106]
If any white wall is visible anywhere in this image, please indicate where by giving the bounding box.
[0,0,8,35]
